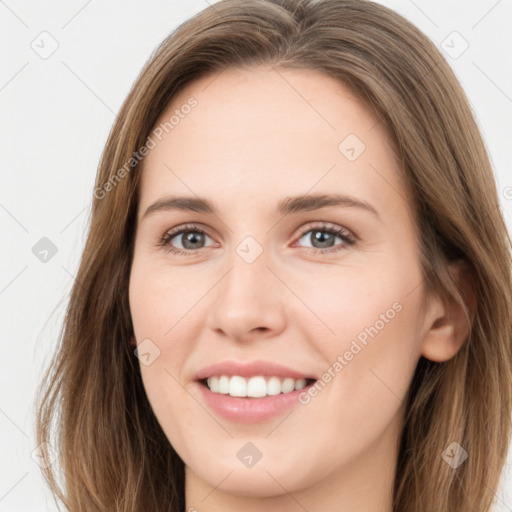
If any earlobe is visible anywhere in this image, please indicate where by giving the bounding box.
[420,262,475,363]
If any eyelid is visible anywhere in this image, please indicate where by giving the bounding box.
[165,222,213,237]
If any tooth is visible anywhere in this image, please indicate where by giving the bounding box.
[294,378,307,390]
[267,376,282,395]
[209,376,220,393]
[207,375,308,396]
[219,375,230,394]
[282,378,295,394]
[247,376,267,397]
[229,375,247,397]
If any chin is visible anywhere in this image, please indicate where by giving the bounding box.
[186,448,316,498]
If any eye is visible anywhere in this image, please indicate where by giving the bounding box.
[293,222,356,254]
[158,221,356,257]
[158,223,215,256]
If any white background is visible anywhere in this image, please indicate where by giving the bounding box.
[1,0,511,510]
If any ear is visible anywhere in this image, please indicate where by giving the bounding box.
[130,335,137,347]
[421,262,476,362]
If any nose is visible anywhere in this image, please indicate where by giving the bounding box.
[206,244,287,343]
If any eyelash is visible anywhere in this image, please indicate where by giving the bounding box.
[157,222,356,257]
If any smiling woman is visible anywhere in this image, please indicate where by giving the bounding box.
[35,1,512,512]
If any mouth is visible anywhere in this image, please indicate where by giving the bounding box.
[194,360,318,423]
[200,375,317,398]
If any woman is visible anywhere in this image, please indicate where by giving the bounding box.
[36,0,512,511]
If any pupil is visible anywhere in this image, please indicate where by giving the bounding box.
[312,230,334,248]
[183,231,204,249]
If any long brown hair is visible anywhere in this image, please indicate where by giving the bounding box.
[35,1,512,510]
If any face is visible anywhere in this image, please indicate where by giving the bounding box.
[129,66,431,501]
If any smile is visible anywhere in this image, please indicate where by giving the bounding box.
[194,360,318,422]
[204,375,313,398]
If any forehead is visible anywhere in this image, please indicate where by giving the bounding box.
[137,66,407,221]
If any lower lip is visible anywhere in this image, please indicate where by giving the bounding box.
[195,381,314,424]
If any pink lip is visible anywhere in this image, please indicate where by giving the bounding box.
[193,360,317,424]
[195,381,315,423]
[194,360,315,380]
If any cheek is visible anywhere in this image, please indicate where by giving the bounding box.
[292,260,420,345]
[128,254,211,380]
[129,262,201,453]
[294,261,423,407]
[129,257,207,339]
[129,269,200,395]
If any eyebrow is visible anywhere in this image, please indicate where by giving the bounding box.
[142,193,380,220]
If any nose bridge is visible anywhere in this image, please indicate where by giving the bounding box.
[207,236,286,339]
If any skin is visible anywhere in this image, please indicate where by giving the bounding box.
[128,66,469,512]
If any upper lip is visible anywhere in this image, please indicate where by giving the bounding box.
[194,360,316,381]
